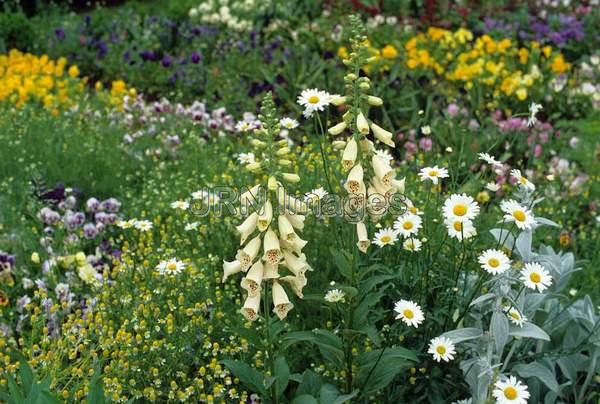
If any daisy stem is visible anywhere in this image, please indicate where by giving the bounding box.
[314,114,335,194]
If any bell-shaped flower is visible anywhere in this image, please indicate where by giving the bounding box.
[241,260,263,297]
[222,260,243,282]
[372,155,395,186]
[263,228,282,265]
[282,249,311,277]
[280,275,307,298]
[371,123,395,147]
[258,200,273,232]
[272,281,294,320]
[344,164,364,195]
[342,138,358,171]
[356,222,370,253]
[263,262,280,279]
[285,213,305,230]
[356,111,370,135]
[328,121,347,136]
[241,293,261,322]
[235,235,261,271]
[236,212,258,244]
[278,214,297,243]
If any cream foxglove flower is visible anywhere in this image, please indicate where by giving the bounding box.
[342,138,358,170]
[510,169,535,191]
[521,262,552,292]
[279,275,307,298]
[492,376,530,404]
[356,222,370,253]
[241,293,261,322]
[263,229,282,265]
[394,299,424,328]
[367,95,383,106]
[282,173,301,183]
[272,281,294,320]
[372,155,395,186]
[345,164,364,194]
[418,166,449,185]
[445,218,477,240]
[235,235,261,271]
[282,250,311,277]
[236,212,258,244]
[328,121,347,136]
[373,227,398,247]
[241,260,264,297]
[371,123,395,147]
[277,190,308,214]
[428,336,456,362]
[478,249,511,275]
[356,111,370,135]
[443,194,480,222]
[500,200,535,230]
[285,213,305,230]
[240,184,262,206]
[393,213,422,238]
[222,260,243,282]
[262,262,280,279]
[257,200,273,232]
[278,214,297,243]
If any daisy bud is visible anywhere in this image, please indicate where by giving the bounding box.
[367,96,383,106]
[263,229,282,265]
[282,173,300,183]
[342,138,358,170]
[241,293,261,322]
[282,249,311,277]
[236,212,258,244]
[257,200,273,231]
[241,260,263,297]
[268,176,278,191]
[263,262,280,279]
[285,213,305,230]
[272,280,294,320]
[345,164,364,194]
[356,222,370,253]
[240,184,261,206]
[235,235,261,271]
[331,95,347,106]
[246,162,262,172]
[328,121,347,136]
[372,155,395,186]
[371,123,395,147]
[278,215,297,243]
[280,275,307,298]
[356,112,370,135]
[222,260,243,282]
[278,159,292,166]
[276,147,290,156]
[332,140,347,150]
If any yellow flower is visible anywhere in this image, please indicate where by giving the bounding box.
[68,65,80,78]
[516,88,527,100]
[381,45,398,59]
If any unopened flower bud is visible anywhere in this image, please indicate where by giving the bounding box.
[367,96,383,106]
[282,173,300,183]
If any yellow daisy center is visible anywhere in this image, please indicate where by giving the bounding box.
[403,309,414,319]
[381,235,392,243]
[520,177,527,184]
[453,204,467,216]
[403,221,413,230]
[510,311,521,320]
[530,272,541,283]
[453,221,462,231]
[436,345,446,355]
[513,210,526,222]
[504,386,518,400]
[409,207,417,214]
[488,258,500,267]
[429,170,438,177]
[308,95,320,104]
[167,263,177,270]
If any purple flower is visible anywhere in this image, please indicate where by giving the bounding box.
[83,223,99,239]
[40,207,61,225]
[86,197,101,212]
[161,55,172,68]
[55,28,66,40]
[191,51,201,64]
[101,198,121,213]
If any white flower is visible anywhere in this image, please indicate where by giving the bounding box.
[237,152,256,165]
[521,262,552,292]
[170,200,189,210]
[445,218,477,240]
[478,249,511,275]
[117,219,136,229]
[156,258,186,276]
[185,222,200,231]
[134,220,153,232]
[394,299,424,328]
[372,227,398,247]
[280,117,299,129]
[374,149,394,165]
[324,289,345,303]
[500,200,535,230]
[191,190,219,205]
[78,264,100,286]
[418,166,449,185]
[421,125,431,135]
[493,375,530,404]
[403,238,422,252]
[527,102,543,127]
[478,153,503,168]
[443,194,480,222]
[235,120,253,132]
[297,88,331,118]
[428,336,456,362]
[393,213,422,238]
[486,182,501,192]
[506,307,527,327]
[510,169,535,191]
[304,187,329,202]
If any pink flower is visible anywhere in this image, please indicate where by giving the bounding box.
[569,137,580,148]
[447,103,460,117]
[534,144,543,157]
[419,137,433,151]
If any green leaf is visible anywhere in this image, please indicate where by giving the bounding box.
[356,347,418,395]
[514,362,559,392]
[330,248,352,281]
[274,356,290,398]
[441,327,483,344]
[222,360,267,396]
[290,394,319,404]
[87,364,106,404]
[491,311,510,353]
[7,375,24,403]
[295,370,322,397]
[318,384,358,403]
[19,360,34,395]
[509,323,550,341]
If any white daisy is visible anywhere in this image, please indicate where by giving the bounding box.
[394,299,424,328]
[374,149,394,165]
[506,307,527,327]
[237,152,256,165]
[372,227,398,247]
[235,120,253,132]
[324,289,345,303]
[478,153,503,168]
[117,219,136,229]
[191,190,219,205]
[445,218,477,240]
[486,182,501,192]
[478,249,511,275]
[393,213,422,238]
[185,222,200,231]
[297,88,331,118]
[428,336,456,362]
[527,102,542,127]
[443,194,480,222]
[500,200,535,230]
[304,187,329,202]
[279,117,299,130]
[510,169,535,191]
[521,262,552,292]
[418,166,449,185]
[170,200,189,210]
[156,258,186,276]
[403,238,422,252]
[404,199,424,216]
[134,220,153,232]
[421,125,431,135]
[493,375,530,404]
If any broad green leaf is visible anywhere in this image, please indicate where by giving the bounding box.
[491,311,509,353]
[295,369,322,397]
[514,362,559,392]
[274,356,290,399]
[222,360,266,396]
[290,395,319,404]
[441,327,483,344]
[509,323,550,341]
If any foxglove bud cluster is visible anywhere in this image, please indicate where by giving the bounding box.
[223,93,311,321]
